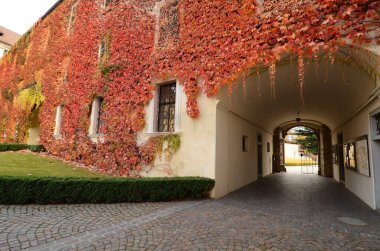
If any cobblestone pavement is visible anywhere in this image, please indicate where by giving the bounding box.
[1,173,379,250]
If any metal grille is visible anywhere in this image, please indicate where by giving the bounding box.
[157,83,176,132]
[157,0,179,48]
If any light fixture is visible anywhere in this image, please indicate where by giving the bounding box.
[296,112,301,123]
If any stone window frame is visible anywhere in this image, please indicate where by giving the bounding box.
[62,57,70,84]
[67,1,79,35]
[54,105,64,139]
[42,28,51,51]
[101,0,113,9]
[88,96,105,142]
[98,38,106,61]
[146,79,181,135]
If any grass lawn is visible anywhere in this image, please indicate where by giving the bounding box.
[0,152,107,178]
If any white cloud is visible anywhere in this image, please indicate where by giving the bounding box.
[0,0,58,35]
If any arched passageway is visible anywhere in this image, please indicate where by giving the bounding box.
[214,47,380,209]
[272,121,331,178]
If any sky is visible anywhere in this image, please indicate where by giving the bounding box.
[0,0,58,35]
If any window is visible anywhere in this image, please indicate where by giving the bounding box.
[42,29,50,51]
[242,135,249,152]
[157,83,176,132]
[98,39,106,61]
[62,58,70,84]
[67,1,78,34]
[54,105,63,138]
[147,79,181,134]
[371,110,380,140]
[267,142,270,152]
[102,0,113,8]
[63,66,68,84]
[157,0,179,48]
[374,113,380,136]
[89,97,104,136]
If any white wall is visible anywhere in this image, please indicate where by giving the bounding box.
[0,41,10,59]
[371,131,380,209]
[285,143,299,158]
[27,126,41,145]
[137,88,217,184]
[331,134,341,183]
[214,99,273,198]
[332,99,380,209]
[369,106,380,209]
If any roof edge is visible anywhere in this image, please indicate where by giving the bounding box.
[41,0,64,20]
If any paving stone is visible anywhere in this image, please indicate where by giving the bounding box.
[0,173,379,250]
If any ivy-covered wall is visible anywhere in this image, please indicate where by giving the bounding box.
[0,0,378,176]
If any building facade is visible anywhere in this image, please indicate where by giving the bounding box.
[0,26,20,58]
[0,0,379,208]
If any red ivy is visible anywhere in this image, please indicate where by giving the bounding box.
[0,0,378,176]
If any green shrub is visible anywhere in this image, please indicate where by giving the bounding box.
[27,145,45,152]
[0,144,45,152]
[0,176,215,204]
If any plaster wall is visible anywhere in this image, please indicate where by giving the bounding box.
[332,98,380,209]
[214,99,273,198]
[0,41,10,57]
[285,143,300,159]
[27,126,41,145]
[137,90,217,184]
[331,134,342,183]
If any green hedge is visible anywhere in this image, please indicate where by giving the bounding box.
[0,176,215,204]
[0,144,45,152]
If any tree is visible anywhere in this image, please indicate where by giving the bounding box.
[294,127,319,156]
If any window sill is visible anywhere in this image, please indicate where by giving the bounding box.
[88,133,105,143]
[144,131,181,137]
[53,134,62,140]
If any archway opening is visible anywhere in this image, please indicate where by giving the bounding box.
[284,126,319,174]
[214,47,378,203]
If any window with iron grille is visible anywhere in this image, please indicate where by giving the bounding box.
[157,83,176,132]
[157,0,179,48]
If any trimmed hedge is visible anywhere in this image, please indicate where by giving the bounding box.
[0,144,45,152]
[0,176,215,204]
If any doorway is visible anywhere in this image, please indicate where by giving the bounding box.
[283,126,319,174]
[337,133,345,183]
[257,134,263,178]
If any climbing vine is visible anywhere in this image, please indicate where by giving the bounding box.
[147,134,181,161]
[0,0,378,175]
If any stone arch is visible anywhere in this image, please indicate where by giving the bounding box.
[273,120,333,177]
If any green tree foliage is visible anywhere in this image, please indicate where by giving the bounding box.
[14,82,44,113]
[294,127,319,156]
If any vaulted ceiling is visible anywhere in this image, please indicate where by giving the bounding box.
[217,49,379,133]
